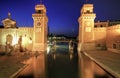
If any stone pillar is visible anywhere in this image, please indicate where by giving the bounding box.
[32,4,48,52]
[78,4,96,51]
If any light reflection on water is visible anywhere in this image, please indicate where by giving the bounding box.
[16,41,113,78]
[17,42,79,78]
[16,43,78,78]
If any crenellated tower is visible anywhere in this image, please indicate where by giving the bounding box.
[78,4,96,51]
[32,3,48,52]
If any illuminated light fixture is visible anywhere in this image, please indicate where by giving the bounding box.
[12,38,18,46]
[12,35,18,46]
[22,34,27,46]
[47,46,50,54]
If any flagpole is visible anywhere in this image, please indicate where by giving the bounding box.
[86,0,88,4]
[40,0,42,4]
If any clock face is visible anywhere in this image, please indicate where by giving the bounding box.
[37,22,41,26]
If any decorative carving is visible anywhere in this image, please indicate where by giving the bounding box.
[85,21,91,26]
[2,13,17,28]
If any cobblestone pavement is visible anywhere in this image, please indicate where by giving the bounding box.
[0,52,33,78]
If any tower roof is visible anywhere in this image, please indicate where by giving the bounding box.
[34,3,46,14]
[35,4,46,11]
[81,4,94,14]
[35,0,46,12]
[32,0,48,18]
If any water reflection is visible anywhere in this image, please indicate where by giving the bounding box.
[33,53,46,78]
[53,53,56,60]
[47,52,78,78]
[16,41,79,78]
[16,53,46,78]
[17,41,114,78]
[47,41,78,78]
[69,53,73,60]
[79,52,114,78]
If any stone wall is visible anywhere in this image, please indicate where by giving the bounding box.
[93,24,120,52]
[18,27,34,51]
[106,25,120,53]
[0,27,34,53]
[94,27,107,50]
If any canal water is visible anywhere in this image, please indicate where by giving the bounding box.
[15,42,112,78]
[47,54,78,78]
[16,42,79,78]
[47,42,78,78]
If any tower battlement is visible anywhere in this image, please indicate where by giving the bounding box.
[35,4,46,14]
[107,24,120,30]
[94,27,106,32]
[81,4,94,14]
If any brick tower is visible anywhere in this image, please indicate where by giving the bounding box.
[32,3,48,52]
[78,4,96,51]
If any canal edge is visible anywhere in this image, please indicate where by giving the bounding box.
[9,64,29,78]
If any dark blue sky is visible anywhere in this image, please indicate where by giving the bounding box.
[0,0,120,37]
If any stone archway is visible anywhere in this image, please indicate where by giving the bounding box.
[6,34,13,54]
[6,34,13,45]
[18,36,23,52]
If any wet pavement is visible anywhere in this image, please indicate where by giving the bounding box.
[0,52,33,78]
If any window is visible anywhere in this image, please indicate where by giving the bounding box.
[94,25,97,27]
[36,10,43,14]
[86,10,90,13]
[118,44,120,50]
[96,44,101,47]
[100,25,103,27]
[113,44,116,49]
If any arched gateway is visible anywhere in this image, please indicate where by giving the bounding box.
[0,2,48,53]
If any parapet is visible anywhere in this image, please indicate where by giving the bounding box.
[107,24,120,30]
